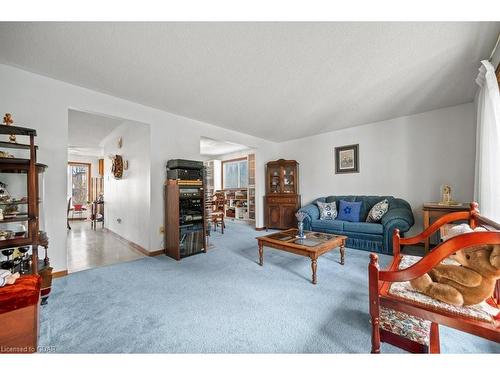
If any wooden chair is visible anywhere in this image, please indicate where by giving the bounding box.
[369,202,500,353]
[71,203,88,220]
[210,191,225,234]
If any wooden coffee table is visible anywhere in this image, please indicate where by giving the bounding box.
[256,229,347,285]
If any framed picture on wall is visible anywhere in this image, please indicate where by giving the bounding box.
[334,144,359,174]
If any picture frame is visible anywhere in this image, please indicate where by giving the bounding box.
[334,144,359,174]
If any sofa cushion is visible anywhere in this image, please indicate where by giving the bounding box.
[344,221,384,235]
[316,201,337,220]
[366,199,389,223]
[337,200,362,222]
[311,219,345,232]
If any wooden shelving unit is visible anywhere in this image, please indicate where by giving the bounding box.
[221,153,256,223]
[247,154,255,220]
[203,160,214,234]
[0,123,51,300]
[164,179,207,260]
[224,189,248,219]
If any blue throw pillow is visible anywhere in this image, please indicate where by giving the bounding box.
[337,200,362,222]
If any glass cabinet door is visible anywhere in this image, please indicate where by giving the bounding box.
[268,164,281,193]
[282,164,296,194]
[0,171,29,242]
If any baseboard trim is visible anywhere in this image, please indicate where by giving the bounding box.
[104,228,160,257]
[148,249,164,256]
[255,227,267,231]
[52,270,68,278]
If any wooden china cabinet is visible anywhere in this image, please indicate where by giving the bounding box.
[264,159,300,229]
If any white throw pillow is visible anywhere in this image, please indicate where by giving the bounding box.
[316,201,337,220]
[441,223,473,241]
[366,199,389,223]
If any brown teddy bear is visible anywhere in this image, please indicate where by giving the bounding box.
[410,244,500,306]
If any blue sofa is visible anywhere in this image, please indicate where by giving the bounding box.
[298,195,414,255]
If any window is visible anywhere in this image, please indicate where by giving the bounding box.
[68,162,91,205]
[223,159,248,189]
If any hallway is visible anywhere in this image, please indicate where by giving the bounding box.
[67,221,146,273]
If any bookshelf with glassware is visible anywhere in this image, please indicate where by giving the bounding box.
[0,124,51,303]
[221,153,256,223]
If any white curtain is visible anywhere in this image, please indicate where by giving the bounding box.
[474,60,500,222]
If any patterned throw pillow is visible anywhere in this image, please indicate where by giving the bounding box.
[316,201,337,220]
[366,199,389,223]
[337,200,362,222]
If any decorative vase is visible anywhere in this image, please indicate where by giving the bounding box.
[297,221,306,239]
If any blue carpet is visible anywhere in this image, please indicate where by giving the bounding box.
[40,222,500,353]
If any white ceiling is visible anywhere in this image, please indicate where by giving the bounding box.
[1,22,498,142]
[68,110,124,156]
[200,136,249,156]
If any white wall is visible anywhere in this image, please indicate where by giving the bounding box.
[0,63,278,272]
[102,121,151,249]
[277,103,476,234]
[213,160,222,191]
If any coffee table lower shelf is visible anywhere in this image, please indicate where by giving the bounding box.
[256,229,347,285]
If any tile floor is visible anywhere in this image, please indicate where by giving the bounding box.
[67,221,146,273]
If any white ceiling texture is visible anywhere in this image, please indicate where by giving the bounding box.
[0,22,499,141]
[68,110,124,157]
[199,136,250,156]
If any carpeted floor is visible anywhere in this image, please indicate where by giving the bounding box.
[40,222,500,353]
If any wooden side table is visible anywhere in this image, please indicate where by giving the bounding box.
[422,202,469,252]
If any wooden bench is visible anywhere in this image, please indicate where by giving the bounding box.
[369,202,500,353]
[0,275,41,353]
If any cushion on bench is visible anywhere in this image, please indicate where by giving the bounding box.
[0,275,41,314]
[380,307,430,346]
[388,255,500,324]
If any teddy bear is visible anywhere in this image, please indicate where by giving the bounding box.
[410,231,500,306]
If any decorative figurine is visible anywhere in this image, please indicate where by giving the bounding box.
[2,113,13,126]
[439,184,457,205]
[0,182,10,202]
[3,113,16,143]
[0,150,14,158]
